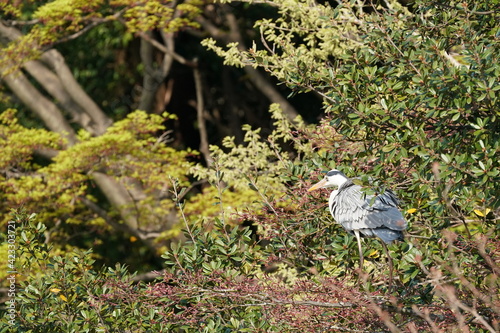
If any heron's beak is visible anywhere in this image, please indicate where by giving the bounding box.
[307,178,327,192]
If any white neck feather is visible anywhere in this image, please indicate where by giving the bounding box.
[328,189,338,216]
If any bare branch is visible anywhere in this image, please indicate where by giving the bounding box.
[23,59,95,132]
[51,20,101,45]
[410,305,441,333]
[40,49,112,135]
[88,172,166,250]
[198,288,356,308]
[476,236,500,277]
[0,21,112,135]
[91,171,139,231]
[2,71,78,145]
[131,269,165,282]
[138,30,196,67]
[193,60,211,166]
[33,148,60,160]
[196,10,302,123]
[440,285,497,333]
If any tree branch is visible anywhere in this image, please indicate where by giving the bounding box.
[196,9,302,123]
[0,21,112,135]
[2,71,78,145]
[139,32,160,112]
[91,171,139,230]
[198,288,356,308]
[80,195,158,253]
[138,31,176,112]
[137,30,196,68]
[131,269,165,282]
[40,50,112,135]
[23,59,95,132]
[193,60,211,166]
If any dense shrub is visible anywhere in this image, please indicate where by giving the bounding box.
[1,0,499,331]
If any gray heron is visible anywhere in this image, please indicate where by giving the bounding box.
[308,169,407,286]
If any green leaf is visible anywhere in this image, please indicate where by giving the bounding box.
[441,154,451,164]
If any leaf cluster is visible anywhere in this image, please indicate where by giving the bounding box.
[2,211,384,333]
[207,0,500,236]
[1,0,500,331]
[0,0,203,74]
[0,110,194,258]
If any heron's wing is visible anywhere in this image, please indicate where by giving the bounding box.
[332,185,407,232]
[372,189,400,207]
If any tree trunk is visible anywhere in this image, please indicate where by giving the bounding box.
[0,21,176,251]
[40,50,112,135]
[2,72,78,145]
[138,31,175,113]
[196,8,302,123]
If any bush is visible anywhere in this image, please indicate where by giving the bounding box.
[1,0,499,331]
[3,169,499,331]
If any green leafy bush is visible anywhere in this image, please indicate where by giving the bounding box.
[1,0,499,331]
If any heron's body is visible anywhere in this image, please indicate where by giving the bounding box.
[329,179,406,244]
[308,169,407,287]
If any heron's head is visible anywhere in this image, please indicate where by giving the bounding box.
[307,169,349,192]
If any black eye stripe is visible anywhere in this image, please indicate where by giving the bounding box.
[326,170,341,177]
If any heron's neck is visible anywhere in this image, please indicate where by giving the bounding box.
[337,178,353,190]
[328,189,338,215]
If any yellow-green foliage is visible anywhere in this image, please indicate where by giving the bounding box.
[1,0,105,75]
[0,243,10,286]
[1,110,193,251]
[120,0,201,33]
[201,0,392,80]
[33,0,104,30]
[0,109,64,170]
[191,104,308,191]
[188,105,310,225]
[48,111,191,187]
[0,2,21,16]
[192,125,286,191]
[267,103,313,155]
[189,108,290,221]
[0,0,202,74]
[0,109,65,219]
[185,186,264,223]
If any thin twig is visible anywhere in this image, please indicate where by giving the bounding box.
[212,161,228,237]
[476,236,500,276]
[170,177,195,242]
[197,288,356,308]
[137,30,196,67]
[51,21,100,46]
[245,173,278,217]
[132,269,165,282]
[410,305,441,333]
[440,285,497,333]
[193,60,211,167]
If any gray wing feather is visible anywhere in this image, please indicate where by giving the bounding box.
[372,228,404,243]
[331,185,407,233]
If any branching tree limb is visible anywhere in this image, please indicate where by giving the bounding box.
[40,50,112,135]
[138,31,175,113]
[137,30,196,67]
[0,21,177,251]
[0,21,112,136]
[193,61,211,166]
[196,8,301,123]
[23,59,94,131]
[2,72,79,145]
